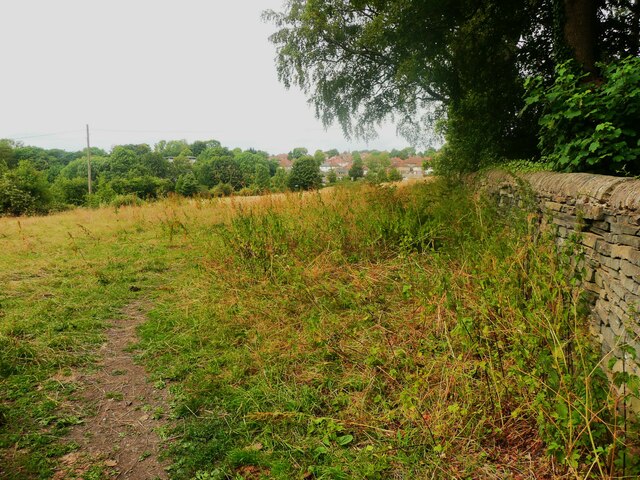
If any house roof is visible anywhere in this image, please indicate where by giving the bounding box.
[270,153,292,169]
[326,154,352,167]
[391,156,424,168]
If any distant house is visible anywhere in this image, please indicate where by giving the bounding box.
[320,154,353,180]
[320,162,333,173]
[166,156,197,164]
[334,166,350,177]
[326,154,352,169]
[271,153,293,171]
[390,156,424,179]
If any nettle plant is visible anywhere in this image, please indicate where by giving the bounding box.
[525,57,640,176]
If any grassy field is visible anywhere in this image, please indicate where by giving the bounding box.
[0,180,636,479]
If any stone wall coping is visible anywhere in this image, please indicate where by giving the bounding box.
[608,180,640,211]
[521,172,630,203]
[484,170,638,211]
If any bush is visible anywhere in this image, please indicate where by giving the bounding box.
[111,194,142,208]
[54,177,88,206]
[0,178,38,215]
[0,161,52,215]
[210,183,234,198]
[236,186,259,197]
[388,168,403,182]
[176,173,200,197]
[525,57,640,175]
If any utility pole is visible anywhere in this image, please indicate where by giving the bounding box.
[86,124,92,195]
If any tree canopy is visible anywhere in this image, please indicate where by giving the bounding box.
[288,155,322,190]
[265,0,640,172]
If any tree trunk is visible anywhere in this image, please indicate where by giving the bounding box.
[564,0,598,75]
[632,0,640,56]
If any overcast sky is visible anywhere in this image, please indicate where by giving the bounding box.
[0,0,411,155]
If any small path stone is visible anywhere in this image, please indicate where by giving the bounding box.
[54,301,171,480]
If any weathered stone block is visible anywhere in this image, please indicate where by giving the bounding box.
[592,221,611,232]
[611,281,630,302]
[590,226,612,237]
[621,276,639,295]
[613,234,640,249]
[583,267,596,282]
[604,264,621,280]
[583,281,600,295]
[609,313,625,337]
[595,240,613,256]
[594,301,610,323]
[611,245,640,266]
[612,303,628,322]
[581,232,600,250]
[578,204,605,221]
[601,327,618,356]
[610,222,640,236]
[621,259,640,279]
[607,286,622,305]
[624,293,640,311]
[601,255,620,271]
[552,215,579,230]
[544,201,564,212]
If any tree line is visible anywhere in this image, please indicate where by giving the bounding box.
[0,139,431,216]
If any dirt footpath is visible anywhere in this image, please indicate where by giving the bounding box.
[55,302,171,479]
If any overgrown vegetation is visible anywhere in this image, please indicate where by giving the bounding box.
[525,57,640,176]
[266,1,640,174]
[1,181,637,478]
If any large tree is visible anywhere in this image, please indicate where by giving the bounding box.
[288,156,322,190]
[265,1,640,171]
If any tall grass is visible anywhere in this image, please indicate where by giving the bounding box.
[1,180,636,478]
[137,180,636,479]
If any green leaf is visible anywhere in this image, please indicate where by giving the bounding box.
[555,402,568,421]
[336,434,354,446]
[564,109,582,119]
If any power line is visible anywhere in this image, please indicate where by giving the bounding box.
[6,130,80,140]
[5,128,218,141]
[92,128,217,135]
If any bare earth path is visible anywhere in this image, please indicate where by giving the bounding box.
[54,302,171,480]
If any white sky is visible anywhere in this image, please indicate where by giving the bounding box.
[0,0,410,155]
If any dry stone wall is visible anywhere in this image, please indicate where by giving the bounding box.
[485,171,640,376]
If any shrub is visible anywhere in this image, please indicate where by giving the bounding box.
[525,57,640,175]
[236,186,259,197]
[54,177,88,206]
[210,183,233,198]
[0,161,52,215]
[0,177,37,215]
[388,168,403,182]
[111,194,142,208]
[176,173,200,197]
